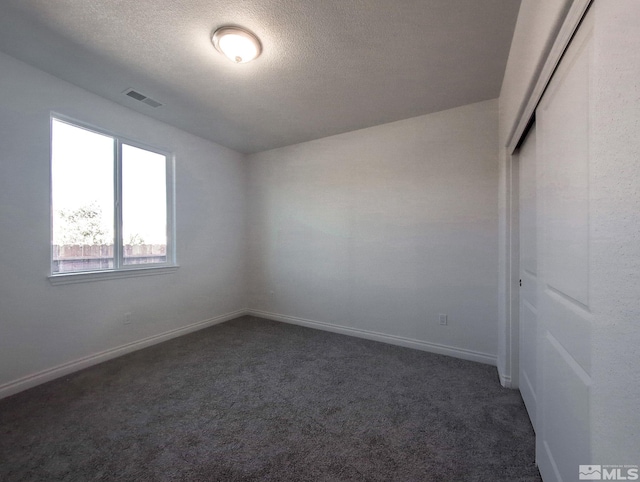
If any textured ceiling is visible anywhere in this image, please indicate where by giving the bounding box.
[0,0,520,154]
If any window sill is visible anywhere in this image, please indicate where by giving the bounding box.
[48,265,179,285]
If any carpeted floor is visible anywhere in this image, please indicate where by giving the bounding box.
[0,316,541,481]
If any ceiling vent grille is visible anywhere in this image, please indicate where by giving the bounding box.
[123,88,163,108]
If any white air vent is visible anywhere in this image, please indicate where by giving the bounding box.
[122,88,163,108]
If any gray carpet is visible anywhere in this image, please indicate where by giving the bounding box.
[0,316,541,481]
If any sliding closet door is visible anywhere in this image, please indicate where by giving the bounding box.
[518,125,538,430]
[536,10,593,482]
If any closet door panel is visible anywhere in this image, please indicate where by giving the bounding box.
[536,10,593,482]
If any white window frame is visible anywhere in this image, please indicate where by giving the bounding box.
[49,114,177,285]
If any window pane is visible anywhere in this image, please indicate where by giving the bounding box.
[122,144,167,265]
[52,119,114,273]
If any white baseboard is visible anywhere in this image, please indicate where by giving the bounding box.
[499,371,512,388]
[497,361,514,388]
[2,308,500,400]
[0,309,247,400]
[247,309,497,366]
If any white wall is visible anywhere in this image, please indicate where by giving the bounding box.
[246,100,499,363]
[589,0,640,463]
[497,0,572,386]
[0,52,247,396]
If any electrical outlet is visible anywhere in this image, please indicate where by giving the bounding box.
[439,314,448,325]
[123,312,132,325]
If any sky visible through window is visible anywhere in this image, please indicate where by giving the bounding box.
[122,143,166,247]
[52,119,167,247]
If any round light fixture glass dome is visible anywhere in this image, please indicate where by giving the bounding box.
[212,26,262,64]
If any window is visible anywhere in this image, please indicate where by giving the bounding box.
[51,116,175,279]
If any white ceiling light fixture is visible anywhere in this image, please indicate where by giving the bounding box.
[212,26,262,64]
